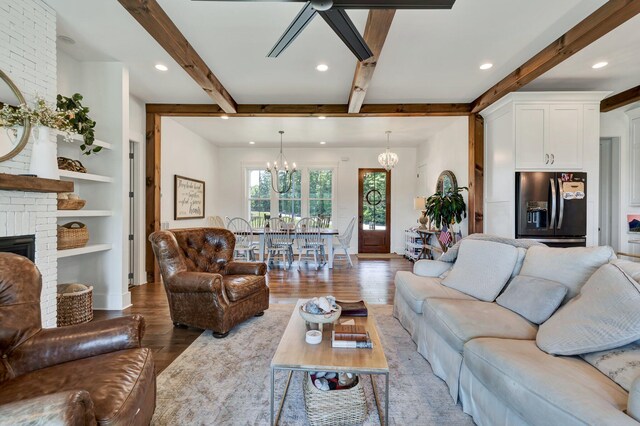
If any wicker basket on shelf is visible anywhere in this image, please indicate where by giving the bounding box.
[57,283,93,327]
[303,372,367,426]
[57,221,89,250]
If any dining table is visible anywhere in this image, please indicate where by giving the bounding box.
[250,228,340,268]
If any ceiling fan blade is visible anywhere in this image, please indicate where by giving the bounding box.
[267,2,318,58]
[318,8,373,61]
[330,0,455,9]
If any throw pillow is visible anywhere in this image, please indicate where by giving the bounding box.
[519,245,616,303]
[613,259,640,283]
[537,263,640,356]
[581,340,640,392]
[496,275,567,324]
[441,239,518,301]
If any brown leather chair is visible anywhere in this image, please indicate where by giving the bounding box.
[149,228,269,338]
[0,253,155,425]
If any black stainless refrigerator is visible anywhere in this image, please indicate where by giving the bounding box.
[516,172,587,247]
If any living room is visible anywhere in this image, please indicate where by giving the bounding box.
[0,0,639,425]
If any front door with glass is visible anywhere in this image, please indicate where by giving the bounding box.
[358,168,391,253]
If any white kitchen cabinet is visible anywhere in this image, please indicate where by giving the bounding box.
[631,116,640,206]
[514,103,583,170]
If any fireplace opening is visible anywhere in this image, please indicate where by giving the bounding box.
[0,235,36,262]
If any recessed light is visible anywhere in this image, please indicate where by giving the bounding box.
[592,61,608,69]
[220,115,229,120]
[57,35,76,45]
[479,63,493,70]
[318,116,326,120]
[249,141,255,145]
[320,141,326,145]
[155,64,168,72]
[316,64,329,72]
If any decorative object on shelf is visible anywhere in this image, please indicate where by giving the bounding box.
[57,192,86,210]
[56,283,93,327]
[57,156,87,173]
[377,130,398,171]
[629,215,640,233]
[266,130,297,194]
[414,196,429,228]
[28,126,59,179]
[174,175,205,220]
[57,221,89,250]
[57,93,100,155]
[303,372,367,426]
[436,170,458,195]
[299,296,341,325]
[0,68,31,162]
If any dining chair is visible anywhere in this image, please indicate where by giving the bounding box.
[227,217,257,261]
[332,216,356,267]
[265,218,294,270]
[211,215,226,228]
[296,217,325,270]
[317,215,331,229]
[250,215,266,230]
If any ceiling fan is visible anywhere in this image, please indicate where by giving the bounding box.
[194,0,457,61]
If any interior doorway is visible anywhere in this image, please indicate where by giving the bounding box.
[358,168,391,253]
[599,137,620,249]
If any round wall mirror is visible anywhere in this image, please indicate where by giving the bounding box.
[436,170,458,195]
[0,69,31,162]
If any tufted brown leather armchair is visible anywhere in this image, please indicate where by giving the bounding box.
[149,228,269,338]
[0,253,156,426]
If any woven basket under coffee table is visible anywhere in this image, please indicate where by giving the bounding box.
[271,299,389,426]
[57,283,93,327]
[303,372,367,426]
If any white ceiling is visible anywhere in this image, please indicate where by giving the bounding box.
[46,0,621,105]
[524,14,640,96]
[170,116,461,147]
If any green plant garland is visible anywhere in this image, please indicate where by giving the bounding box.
[57,93,100,155]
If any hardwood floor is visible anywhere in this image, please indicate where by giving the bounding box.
[94,257,412,373]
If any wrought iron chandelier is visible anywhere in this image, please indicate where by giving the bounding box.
[266,130,297,194]
[378,130,398,171]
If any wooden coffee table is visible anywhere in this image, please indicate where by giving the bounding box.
[270,300,389,425]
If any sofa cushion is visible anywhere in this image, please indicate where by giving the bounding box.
[614,259,640,283]
[423,299,537,353]
[581,340,640,392]
[395,271,475,314]
[496,275,567,324]
[223,275,265,302]
[463,338,634,426]
[537,263,640,356]
[441,240,518,301]
[0,348,155,425]
[413,259,452,277]
[630,377,640,422]
[519,245,615,303]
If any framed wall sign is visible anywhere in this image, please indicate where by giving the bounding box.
[174,175,205,220]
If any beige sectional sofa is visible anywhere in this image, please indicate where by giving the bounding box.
[393,237,640,425]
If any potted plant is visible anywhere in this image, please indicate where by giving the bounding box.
[424,186,468,244]
[0,96,77,179]
[57,93,100,155]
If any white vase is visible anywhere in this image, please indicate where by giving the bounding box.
[28,126,59,180]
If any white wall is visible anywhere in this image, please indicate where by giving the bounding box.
[601,103,640,256]
[216,146,417,254]
[161,117,218,229]
[416,117,470,236]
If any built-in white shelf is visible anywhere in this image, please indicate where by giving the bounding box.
[52,129,112,150]
[57,243,112,258]
[56,210,113,218]
[59,170,114,183]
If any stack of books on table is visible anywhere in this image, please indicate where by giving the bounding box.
[331,325,373,349]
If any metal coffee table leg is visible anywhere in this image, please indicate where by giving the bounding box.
[371,373,390,426]
[272,369,293,426]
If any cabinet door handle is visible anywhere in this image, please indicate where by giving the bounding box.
[550,154,555,164]
[545,154,549,164]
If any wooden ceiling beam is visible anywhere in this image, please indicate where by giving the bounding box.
[471,0,640,114]
[348,10,396,113]
[146,102,471,117]
[118,0,238,113]
[601,85,640,112]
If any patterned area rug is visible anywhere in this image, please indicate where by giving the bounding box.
[153,304,473,425]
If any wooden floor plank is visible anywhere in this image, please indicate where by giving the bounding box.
[94,257,412,373]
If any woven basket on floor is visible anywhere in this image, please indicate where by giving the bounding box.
[58,221,89,250]
[57,284,93,327]
[303,372,367,426]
